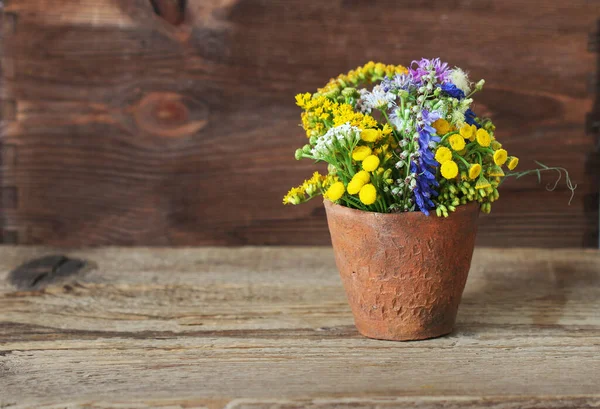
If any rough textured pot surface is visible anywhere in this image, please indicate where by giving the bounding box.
[324,200,480,341]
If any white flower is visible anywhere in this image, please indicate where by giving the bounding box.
[451,110,466,127]
[449,68,472,95]
[311,123,361,160]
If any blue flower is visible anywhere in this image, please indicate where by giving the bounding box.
[440,82,465,99]
[411,109,441,215]
[465,109,481,128]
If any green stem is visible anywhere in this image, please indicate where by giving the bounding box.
[454,154,471,167]
[381,110,400,143]
[502,163,577,205]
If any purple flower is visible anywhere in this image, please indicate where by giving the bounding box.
[440,82,465,99]
[409,58,450,84]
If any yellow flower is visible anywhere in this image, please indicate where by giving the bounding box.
[381,124,393,137]
[441,160,459,179]
[459,124,473,140]
[507,156,519,170]
[493,149,508,166]
[360,128,380,142]
[449,134,466,151]
[324,181,345,201]
[295,93,311,109]
[468,164,482,180]
[354,170,370,184]
[362,155,380,172]
[469,125,477,141]
[283,187,304,205]
[347,178,365,195]
[359,183,377,205]
[432,119,451,136]
[435,146,452,164]
[475,175,491,190]
[476,129,491,147]
[352,146,372,161]
[301,171,325,196]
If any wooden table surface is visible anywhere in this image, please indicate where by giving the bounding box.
[1,247,599,408]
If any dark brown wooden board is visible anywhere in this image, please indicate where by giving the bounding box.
[0,0,598,247]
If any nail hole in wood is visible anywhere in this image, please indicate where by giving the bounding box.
[150,0,186,26]
[9,255,90,290]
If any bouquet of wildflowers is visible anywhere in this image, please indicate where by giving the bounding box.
[283,59,521,216]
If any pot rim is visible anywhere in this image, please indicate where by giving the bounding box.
[323,199,479,221]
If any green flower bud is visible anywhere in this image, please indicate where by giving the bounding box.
[294,149,303,160]
[324,89,340,99]
[341,87,357,97]
[302,144,312,154]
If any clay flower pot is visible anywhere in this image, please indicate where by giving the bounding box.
[324,200,479,341]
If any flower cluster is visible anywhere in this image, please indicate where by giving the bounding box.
[283,59,520,216]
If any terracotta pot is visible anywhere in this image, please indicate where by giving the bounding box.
[324,200,479,341]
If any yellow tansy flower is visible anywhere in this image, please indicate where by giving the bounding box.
[507,156,519,170]
[347,178,365,195]
[355,170,370,184]
[352,146,372,161]
[325,182,345,201]
[459,124,473,140]
[360,128,380,143]
[449,134,466,151]
[432,119,451,136]
[359,183,377,205]
[435,146,452,164]
[362,155,380,172]
[468,164,482,180]
[469,125,477,141]
[493,149,508,166]
[476,128,491,147]
[441,160,459,179]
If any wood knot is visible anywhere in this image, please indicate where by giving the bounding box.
[9,255,91,290]
[133,92,208,139]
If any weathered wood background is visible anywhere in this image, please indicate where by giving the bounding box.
[1,247,600,407]
[0,0,598,247]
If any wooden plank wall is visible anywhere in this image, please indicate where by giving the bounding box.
[0,0,598,247]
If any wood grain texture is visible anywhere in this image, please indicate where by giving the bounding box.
[0,0,599,247]
[1,246,600,407]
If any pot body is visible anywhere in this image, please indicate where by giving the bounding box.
[324,200,479,341]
